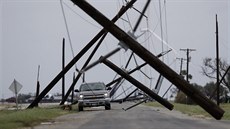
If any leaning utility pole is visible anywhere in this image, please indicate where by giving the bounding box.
[71,0,224,120]
[102,58,173,110]
[62,38,65,101]
[180,48,196,83]
[216,14,220,106]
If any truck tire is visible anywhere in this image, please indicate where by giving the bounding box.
[105,103,111,110]
[78,105,83,111]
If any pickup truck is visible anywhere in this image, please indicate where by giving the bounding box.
[76,82,111,111]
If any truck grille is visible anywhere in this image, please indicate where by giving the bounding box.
[83,94,105,100]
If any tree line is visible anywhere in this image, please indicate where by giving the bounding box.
[175,57,230,104]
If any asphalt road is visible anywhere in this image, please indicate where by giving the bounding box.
[34,102,230,129]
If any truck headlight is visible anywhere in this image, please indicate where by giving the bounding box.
[104,93,108,97]
[79,94,84,99]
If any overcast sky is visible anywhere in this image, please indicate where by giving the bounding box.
[1,0,229,99]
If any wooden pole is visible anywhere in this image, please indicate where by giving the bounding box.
[62,38,65,101]
[35,65,40,107]
[216,14,220,106]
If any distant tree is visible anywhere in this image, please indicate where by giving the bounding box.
[175,91,187,104]
[201,57,230,91]
[180,70,193,82]
[227,71,230,87]
[18,94,32,103]
[175,83,204,105]
[203,81,228,103]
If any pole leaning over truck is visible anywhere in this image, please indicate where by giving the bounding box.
[71,0,224,120]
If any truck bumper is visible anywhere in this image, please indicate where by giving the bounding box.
[78,98,110,107]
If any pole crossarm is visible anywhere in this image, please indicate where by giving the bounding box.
[71,0,225,120]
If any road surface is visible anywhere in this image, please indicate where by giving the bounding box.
[34,102,230,129]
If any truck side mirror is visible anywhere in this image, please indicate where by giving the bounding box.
[74,89,79,92]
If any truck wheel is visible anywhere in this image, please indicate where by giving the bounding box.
[105,103,111,110]
[78,105,83,111]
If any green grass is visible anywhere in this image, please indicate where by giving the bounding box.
[0,107,72,129]
[145,102,230,120]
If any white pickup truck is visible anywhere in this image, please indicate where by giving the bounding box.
[75,82,111,111]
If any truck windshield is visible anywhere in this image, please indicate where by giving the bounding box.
[80,83,106,91]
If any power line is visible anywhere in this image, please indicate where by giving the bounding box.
[158,0,164,61]
[62,1,102,29]
[60,0,79,72]
[163,0,170,64]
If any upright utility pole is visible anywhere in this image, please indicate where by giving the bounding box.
[180,48,196,83]
[36,65,40,98]
[35,65,40,107]
[71,72,75,103]
[176,58,186,75]
[216,14,220,106]
[62,38,65,101]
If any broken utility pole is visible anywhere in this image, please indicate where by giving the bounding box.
[106,62,147,87]
[102,58,173,110]
[71,0,224,120]
[119,50,171,102]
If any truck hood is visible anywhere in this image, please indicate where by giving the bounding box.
[80,90,109,95]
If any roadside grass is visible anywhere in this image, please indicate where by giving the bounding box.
[0,106,75,129]
[145,102,230,120]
